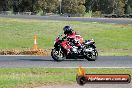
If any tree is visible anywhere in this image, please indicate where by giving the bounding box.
[0,0,13,11]
[113,0,125,15]
[85,0,128,15]
[85,0,114,14]
[85,0,94,12]
[99,0,114,14]
[37,0,59,14]
[126,0,132,14]
[62,0,86,16]
[13,0,22,12]
[19,0,32,12]
[127,5,132,14]
[0,1,4,11]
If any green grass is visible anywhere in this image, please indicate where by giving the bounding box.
[0,68,132,88]
[0,18,132,56]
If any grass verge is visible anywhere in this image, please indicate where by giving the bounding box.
[0,18,132,56]
[0,68,132,88]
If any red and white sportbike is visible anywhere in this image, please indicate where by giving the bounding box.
[51,34,98,61]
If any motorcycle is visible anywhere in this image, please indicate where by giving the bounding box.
[51,34,98,61]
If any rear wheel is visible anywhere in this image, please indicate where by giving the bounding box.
[85,48,98,61]
[51,48,65,62]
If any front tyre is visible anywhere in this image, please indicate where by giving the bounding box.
[51,48,65,62]
[85,48,98,61]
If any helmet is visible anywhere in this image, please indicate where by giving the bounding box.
[63,26,73,35]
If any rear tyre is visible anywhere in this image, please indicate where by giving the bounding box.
[51,48,65,62]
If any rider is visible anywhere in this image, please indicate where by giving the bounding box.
[63,26,76,43]
[63,26,75,36]
[63,26,83,47]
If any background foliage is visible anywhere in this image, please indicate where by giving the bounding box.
[0,0,132,16]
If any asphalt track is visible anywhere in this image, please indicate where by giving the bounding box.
[0,15,132,25]
[0,56,132,68]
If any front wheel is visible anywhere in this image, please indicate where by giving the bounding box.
[51,48,65,62]
[85,48,98,61]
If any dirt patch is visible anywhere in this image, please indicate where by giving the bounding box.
[0,49,51,56]
[0,48,131,56]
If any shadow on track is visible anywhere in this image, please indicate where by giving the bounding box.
[19,59,53,61]
[19,59,85,62]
